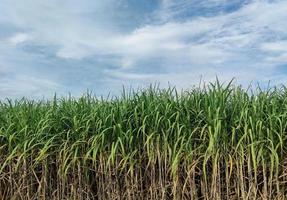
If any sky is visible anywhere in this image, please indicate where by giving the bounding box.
[1,0,287,98]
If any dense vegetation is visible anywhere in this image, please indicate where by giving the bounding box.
[0,81,287,199]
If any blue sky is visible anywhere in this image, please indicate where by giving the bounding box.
[1,0,287,98]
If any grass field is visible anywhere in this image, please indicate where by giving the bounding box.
[0,81,287,199]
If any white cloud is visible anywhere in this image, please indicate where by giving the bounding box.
[265,53,287,64]
[261,41,287,52]
[1,0,287,98]
[106,0,287,70]
[260,41,287,64]
[92,1,287,68]
[7,33,30,45]
[4,0,287,68]
[0,75,62,99]
[107,68,270,91]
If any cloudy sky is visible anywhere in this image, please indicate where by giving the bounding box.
[0,0,287,98]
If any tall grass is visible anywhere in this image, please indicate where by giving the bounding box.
[0,81,287,199]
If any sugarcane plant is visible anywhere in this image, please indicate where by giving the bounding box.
[0,80,286,199]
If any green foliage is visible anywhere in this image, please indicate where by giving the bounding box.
[0,80,287,199]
